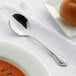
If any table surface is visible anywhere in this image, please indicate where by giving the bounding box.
[0,0,76,76]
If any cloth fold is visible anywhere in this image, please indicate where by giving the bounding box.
[0,2,55,33]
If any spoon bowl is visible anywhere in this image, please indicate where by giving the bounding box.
[10,16,30,36]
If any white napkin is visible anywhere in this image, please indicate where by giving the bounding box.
[0,1,76,76]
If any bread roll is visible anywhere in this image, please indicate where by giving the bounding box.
[59,0,76,26]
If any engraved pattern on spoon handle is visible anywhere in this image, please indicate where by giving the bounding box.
[26,35,67,66]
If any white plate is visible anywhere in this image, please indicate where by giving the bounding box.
[0,40,50,76]
[44,0,76,37]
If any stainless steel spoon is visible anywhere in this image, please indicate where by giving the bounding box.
[9,13,67,66]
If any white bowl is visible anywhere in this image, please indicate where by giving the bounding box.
[0,40,50,76]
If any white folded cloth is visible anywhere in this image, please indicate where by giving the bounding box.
[0,1,76,76]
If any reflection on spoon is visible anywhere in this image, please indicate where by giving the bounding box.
[9,13,67,66]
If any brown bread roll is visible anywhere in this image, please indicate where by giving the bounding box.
[59,0,76,26]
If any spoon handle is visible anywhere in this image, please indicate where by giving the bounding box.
[27,35,67,66]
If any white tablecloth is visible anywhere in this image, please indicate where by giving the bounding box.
[0,0,76,76]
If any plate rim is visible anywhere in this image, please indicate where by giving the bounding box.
[0,40,50,76]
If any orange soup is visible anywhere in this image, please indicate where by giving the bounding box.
[0,60,26,76]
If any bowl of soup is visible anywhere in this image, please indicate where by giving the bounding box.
[0,59,26,76]
[0,40,50,76]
